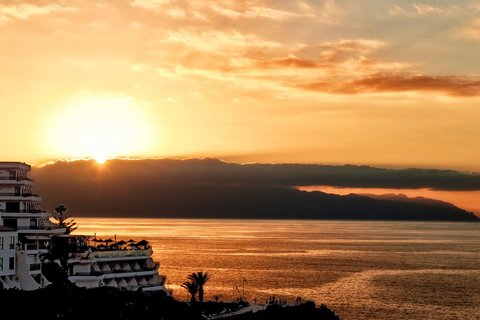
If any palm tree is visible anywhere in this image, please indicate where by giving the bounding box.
[181,281,198,304]
[51,204,77,234]
[187,272,211,303]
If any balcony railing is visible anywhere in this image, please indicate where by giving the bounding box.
[72,268,159,276]
[16,224,59,231]
[0,209,45,214]
[77,248,154,259]
[0,177,32,182]
[0,193,39,197]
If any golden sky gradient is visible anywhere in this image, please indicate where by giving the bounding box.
[1,0,480,170]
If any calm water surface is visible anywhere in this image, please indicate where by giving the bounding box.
[74,218,480,320]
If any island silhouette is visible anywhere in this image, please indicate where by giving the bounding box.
[31,158,479,221]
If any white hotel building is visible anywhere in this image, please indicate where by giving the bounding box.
[0,162,166,292]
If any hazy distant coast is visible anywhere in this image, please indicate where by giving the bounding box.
[31,158,479,221]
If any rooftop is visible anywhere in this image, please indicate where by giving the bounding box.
[0,162,31,171]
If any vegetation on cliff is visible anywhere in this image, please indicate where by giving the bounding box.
[0,284,340,320]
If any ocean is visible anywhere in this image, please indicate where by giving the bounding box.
[73,218,480,320]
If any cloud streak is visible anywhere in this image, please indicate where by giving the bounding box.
[0,3,74,24]
[389,3,460,16]
[300,73,480,97]
[3,0,477,98]
[210,4,299,20]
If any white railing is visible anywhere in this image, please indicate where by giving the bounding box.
[74,248,153,259]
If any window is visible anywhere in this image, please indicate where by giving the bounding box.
[10,236,15,249]
[0,237,3,250]
[0,258,3,271]
[9,257,14,270]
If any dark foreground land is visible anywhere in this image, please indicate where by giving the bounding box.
[219,302,340,320]
[0,284,340,320]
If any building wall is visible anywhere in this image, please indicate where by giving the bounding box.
[74,279,100,288]
[0,169,10,179]
[72,263,92,275]
[0,186,15,193]
[17,218,32,228]
[15,250,42,290]
[0,231,17,276]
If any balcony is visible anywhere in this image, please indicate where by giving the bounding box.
[0,192,39,197]
[14,224,66,235]
[0,210,46,217]
[69,274,104,282]
[0,194,41,201]
[144,262,160,271]
[0,209,45,213]
[0,176,31,181]
[0,177,34,185]
[102,269,158,279]
[77,248,154,261]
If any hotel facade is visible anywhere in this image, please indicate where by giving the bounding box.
[0,162,166,292]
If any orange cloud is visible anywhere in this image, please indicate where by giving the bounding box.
[165,30,282,52]
[255,56,320,68]
[217,39,391,73]
[300,73,480,97]
[158,30,477,98]
[318,39,386,63]
[211,4,299,20]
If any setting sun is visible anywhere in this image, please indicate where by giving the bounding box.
[94,154,108,165]
[45,95,154,162]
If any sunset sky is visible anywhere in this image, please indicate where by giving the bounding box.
[1,0,480,170]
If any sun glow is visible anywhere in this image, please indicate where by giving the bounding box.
[46,95,154,162]
[94,154,108,165]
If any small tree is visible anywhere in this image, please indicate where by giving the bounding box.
[51,204,77,234]
[187,272,211,303]
[40,236,76,287]
[181,281,199,304]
